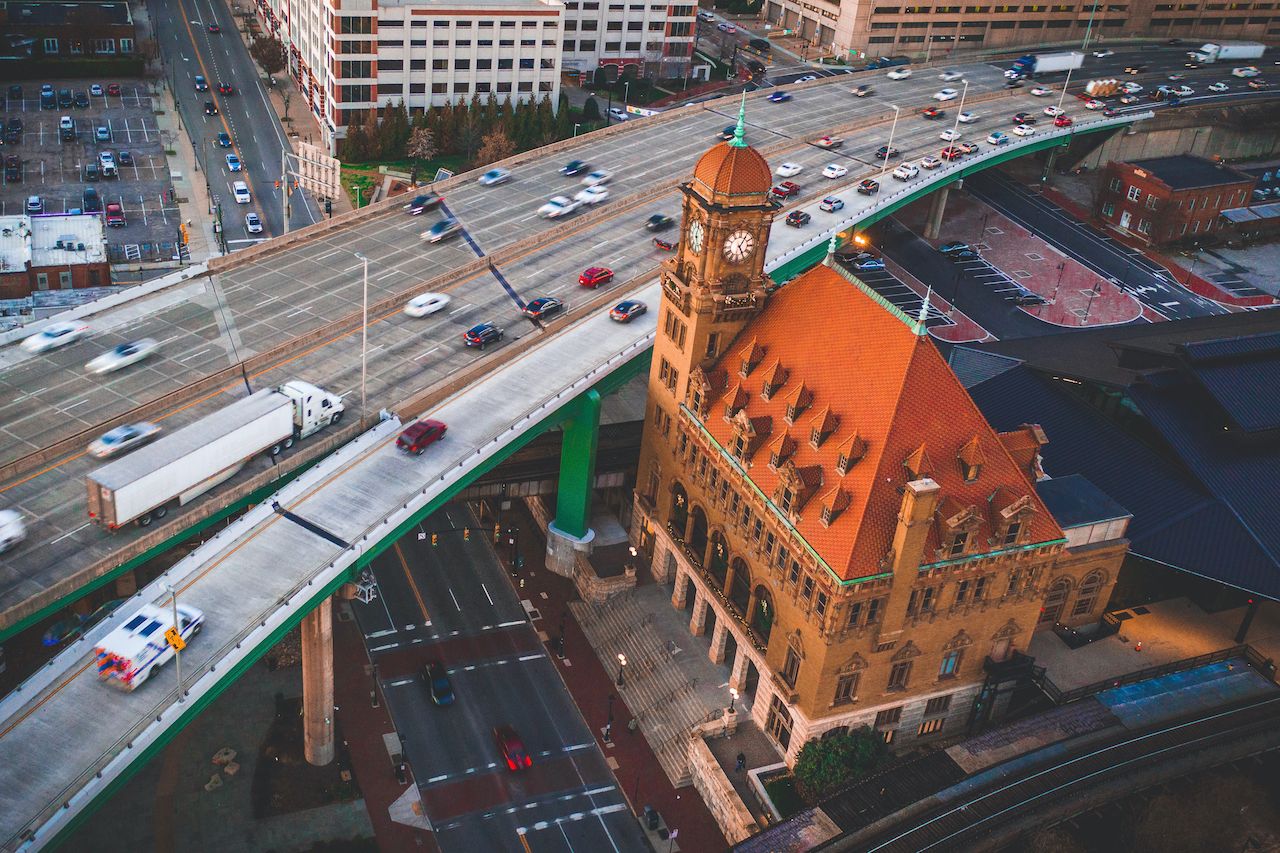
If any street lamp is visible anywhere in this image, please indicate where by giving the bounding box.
[1053,66,1076,121]
[353,252,369,426]
[165,583,184,703]
[574,123,581,137]
[623,81,631,117]
[880,105,902,178]
[729,687,739,712]
[617,653,627,686]
[947,79,970,148]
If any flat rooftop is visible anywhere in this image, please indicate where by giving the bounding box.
[30,214,107,267]
[1128,155,1255,191]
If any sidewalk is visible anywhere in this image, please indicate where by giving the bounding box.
[497,499,728,853]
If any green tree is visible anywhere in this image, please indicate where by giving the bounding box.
[582,96,601,122]
[792,727,888,805]
[249,35,287,75]
[555,92,574,139]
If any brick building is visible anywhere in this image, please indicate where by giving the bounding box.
[761,0,1280,62]
[629,113,1130,760]
[1096,155,1257,247]
[0,1,136,59]
[0,215,110,299]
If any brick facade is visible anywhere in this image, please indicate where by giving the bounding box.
[1097,156,1257,247]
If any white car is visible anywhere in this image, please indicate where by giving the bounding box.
[478,168,511,186]
[1043,105,1065,117]
[775,162,803,178]
[1124,82,1144,93]
[86,338,159,374]
[1208,82,1229,93]
[886,68,911,80]
[934,88,959,101]
[575,185,609,205]
[245,212,263,233]
[892,163,919,180]
[819,196,845,212]
[0,509,25,554]
[1232,66,1259,78]
[581,170,611,187]
[957,111,978,124]
[422,217,462,242]
[538,196,580,218]
[1172,85,1194,97]
[1030,86,1052,96]
[1093,49,1114,58]
[1013,124,1036,137]
[796,75,817,83]
[22,321,91,353]
[403,292,451,317]
[232,180,250,204]
[608,107,627,121]
[920,155,942,169]
[89,422,162,459]
[1084,99,1106,110]
[98,151,115,167]
[939,128,962,142]
[822,163,848,179]
[987,131,1011,145]
[939,70,963,82]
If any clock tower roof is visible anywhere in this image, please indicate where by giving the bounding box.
[690,98,772,204]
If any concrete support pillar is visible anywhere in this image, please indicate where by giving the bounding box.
[709,618,730,665]
[690,592,708,637]
[547,388,602,578]
[301,597,335,767]
[722,562,736,599]
[729,647,750,692]
[923,185,950,241]
[114,571,138,598]
[671,569,689,610]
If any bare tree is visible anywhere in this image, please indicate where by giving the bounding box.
[406,127,437,164]
[473,127,514,168]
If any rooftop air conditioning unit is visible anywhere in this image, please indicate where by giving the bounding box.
[55,240,64,249]
[77,243,85,251]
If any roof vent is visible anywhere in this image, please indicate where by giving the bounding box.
[77,243,85,251]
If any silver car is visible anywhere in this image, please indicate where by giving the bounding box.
[89,422,162,458]
[85,338,159,374]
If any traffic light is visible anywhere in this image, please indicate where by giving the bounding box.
[494,524,501,543]
[431,533,438,547]
[463,527,470,542]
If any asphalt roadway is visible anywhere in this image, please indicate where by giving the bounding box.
[352,505,646,853]
[146,0,321,240]
[0,49,1267,630]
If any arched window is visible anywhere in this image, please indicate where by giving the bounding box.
[752,585,774,644]
[689,506,709,565]
[1072,571,1106,618]
[708,531,730,588]
[728,558,751,616]
[669,482,689,538]
[1040,577,1071,625]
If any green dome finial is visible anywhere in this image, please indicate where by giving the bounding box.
[729,92,748,149]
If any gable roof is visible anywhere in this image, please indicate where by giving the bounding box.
[696,263,1062,582]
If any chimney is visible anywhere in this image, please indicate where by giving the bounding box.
[877,478,942,645]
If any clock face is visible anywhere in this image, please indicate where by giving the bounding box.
[688,219,705,254]
[723,230,755,263]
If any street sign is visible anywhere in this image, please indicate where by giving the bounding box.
[164,627,186,652]
[295,142,342,201]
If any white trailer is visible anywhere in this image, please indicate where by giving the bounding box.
[1189,42,1265,63]
[86,382,344,530]
[93,603,204,690]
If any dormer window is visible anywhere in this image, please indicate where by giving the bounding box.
[948,531,968,557]
[835,431,868,476]
[1002,520,1022,546]
[691,389,703,416]
[733,433,748,460]
[958,437,985,483]
[739,338,765,378]
[760,359,788,400]
[819,486,851,527]
[836,452,850,475]
[809,406,839,449]
[780,487,796,513]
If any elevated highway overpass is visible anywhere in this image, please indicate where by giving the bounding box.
[0,57,1171,643]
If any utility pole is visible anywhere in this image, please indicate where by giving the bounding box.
[165,583,183,703]
[281,146,291,234]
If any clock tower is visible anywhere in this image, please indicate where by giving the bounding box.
[635,99,776,544]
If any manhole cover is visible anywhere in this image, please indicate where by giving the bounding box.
[1025,252,1044,261]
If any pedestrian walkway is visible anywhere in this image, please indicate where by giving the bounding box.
[499,501,728,853]
[572,582,742,788]
[705,718,781,825]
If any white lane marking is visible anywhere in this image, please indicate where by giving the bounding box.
[50,522,91,545]
[498,619,525,628]
[481,583,493,605]
[415,346,440,362]
[369,642,399,652]
[450,588,461,611]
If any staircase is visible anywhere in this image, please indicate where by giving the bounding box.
[573,591,725,788]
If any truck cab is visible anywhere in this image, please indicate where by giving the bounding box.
[277,381,345,439]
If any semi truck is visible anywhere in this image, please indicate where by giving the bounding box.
[1006,51,1084,79]
[1188,42,1265,64]
[86,382,345,530]
[93,602,204,690]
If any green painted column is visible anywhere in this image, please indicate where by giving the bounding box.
[554,388,601,540]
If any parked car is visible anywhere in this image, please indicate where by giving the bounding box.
[26,195,43,215]
[397,419,448,454]
[104,202,125,227]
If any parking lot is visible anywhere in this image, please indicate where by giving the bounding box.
[1,80,183,263]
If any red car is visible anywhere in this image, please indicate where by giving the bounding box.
[578,266,614,288]
[940,146,964,161]
[396,419,447,454]
[104,202,126,227]
[106,83,122,97]
[1054,115,1074,127]
[494,725,532,771]
[921,107,944,119]
[771,181,800,198]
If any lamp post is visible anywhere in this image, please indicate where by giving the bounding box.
[623,81,631,118]
[353,252,369,426]
[947,79,970,148]
[729,687,738,712]
[880,105,901,178]
[573,123,581,137]
[165,583,183,703]
[617,653,627,686]
[1053,66,1075,120]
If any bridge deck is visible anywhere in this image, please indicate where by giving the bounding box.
[0,284,658,851]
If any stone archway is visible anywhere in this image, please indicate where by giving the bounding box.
[729,559,751,617]
[669,481,689,539]
[708,531,730,590]
[689,506,709,565]
[751,584,775,645]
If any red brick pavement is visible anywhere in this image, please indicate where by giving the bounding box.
[1043,188,1279,310]
[332,612,440,852]
[496,500,730,853]
[898,195,1143,328]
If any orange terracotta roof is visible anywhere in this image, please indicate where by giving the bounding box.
[700,263,1064,581]
[692,143,773,202]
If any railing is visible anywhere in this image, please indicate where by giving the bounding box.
[6,316,662,852]
[1039,643,1266,705]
